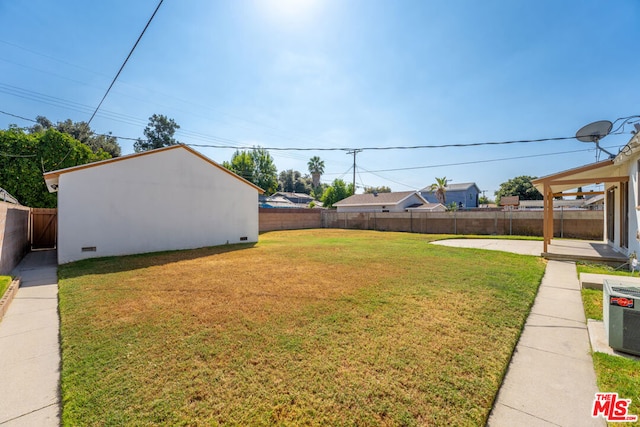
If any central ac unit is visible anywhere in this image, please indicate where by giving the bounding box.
[603,280,640,356]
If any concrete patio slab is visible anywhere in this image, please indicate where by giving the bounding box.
[430,239,543,256]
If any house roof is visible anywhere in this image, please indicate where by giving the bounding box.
[274,192,314,200]
[334,191,427,207]
[42,144,264,194]
[406,202,446,211]
[419,182,478,192]
[0,187,20,205]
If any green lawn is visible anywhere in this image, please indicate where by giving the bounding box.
[58,230,546,426]
[0,275,11,299]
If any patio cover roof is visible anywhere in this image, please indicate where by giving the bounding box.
[532,159,628,253]
[532,159,626,194]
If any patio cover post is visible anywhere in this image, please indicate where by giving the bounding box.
[543,182,553,252]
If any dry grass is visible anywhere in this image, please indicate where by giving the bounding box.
[59,229,545,426]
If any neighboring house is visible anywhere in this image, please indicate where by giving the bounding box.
[259,195,297,208]
[582,194,605,210]
[273,192,315,205]
[518,195,604,210]
[532,130,639,254]
[259,192,321,208]
[334,191,445,213]
[420,182,480,208]
[44,145,264,264]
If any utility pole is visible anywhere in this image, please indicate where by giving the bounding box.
[346,149,362,195]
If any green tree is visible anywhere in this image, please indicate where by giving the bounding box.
[307,156,325,188]
[0,128,110,207]
[222,147,278,194]
[30,116,121,157]
[223,151,254,182]
[494,175,542,205]
[322,179,354,208]
[429,177,448,205]
[251,147,278,194]
[134,114,180,152]
[278,170,312,193]
[479,195,494,205]
[311,183,327,201]
[364,186,391,194]
[576,187,584,200]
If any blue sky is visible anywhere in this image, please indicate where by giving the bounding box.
[1,0,638,197]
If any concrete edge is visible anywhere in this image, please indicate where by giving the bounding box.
[579,273,640,291]
[0,276,21,321]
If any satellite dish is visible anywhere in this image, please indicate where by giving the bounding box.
[575,120,615,158]
[576,120,612,143]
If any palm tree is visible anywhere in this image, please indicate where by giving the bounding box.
[430,177,448,205]
[307,156,325,188]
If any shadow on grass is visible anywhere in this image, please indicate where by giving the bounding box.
[58,242,257,279]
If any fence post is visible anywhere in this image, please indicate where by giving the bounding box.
[454,210,457,234]
[560,206,564,238]
[509,207,513,236]
[410,210,413,233]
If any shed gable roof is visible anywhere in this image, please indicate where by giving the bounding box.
[42,144,264,194]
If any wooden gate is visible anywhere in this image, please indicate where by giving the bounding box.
[31,208,57,249]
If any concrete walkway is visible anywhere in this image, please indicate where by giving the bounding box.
[432,239,604,426]
[0,250,59,426]
[488,259,603,426]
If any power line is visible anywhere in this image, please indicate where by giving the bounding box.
[187,136,578,152]
[0,110,36,123]
[350,147,599,174]
[87,0,164,125]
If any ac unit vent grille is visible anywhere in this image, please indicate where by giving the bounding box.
[612,286,640,298]
[623,310,640,354]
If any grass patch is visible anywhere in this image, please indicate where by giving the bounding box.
[577,261,637,277]
[582,288,604,321]
[0,275,11,299]
[593,353,640,424]
[59,230,546,426]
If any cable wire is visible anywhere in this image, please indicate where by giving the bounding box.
[87,0,164,125]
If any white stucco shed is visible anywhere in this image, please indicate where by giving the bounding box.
[44,145,263,264]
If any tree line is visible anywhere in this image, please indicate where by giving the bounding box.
[0,113,546,209]
[0,114,351,208]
